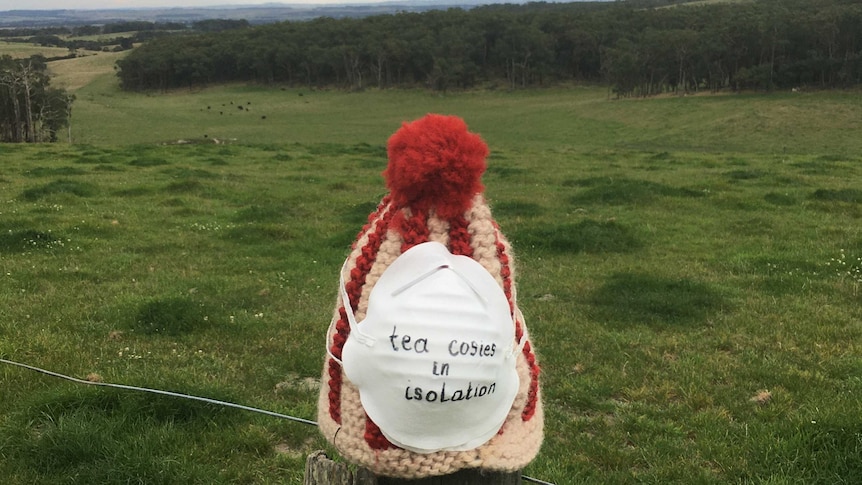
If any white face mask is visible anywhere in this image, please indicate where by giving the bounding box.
[331,241,523,454]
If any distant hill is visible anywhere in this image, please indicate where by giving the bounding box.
[0,1,527,27]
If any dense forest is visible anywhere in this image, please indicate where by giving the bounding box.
[0,56,74,143]
[115,0,862,96]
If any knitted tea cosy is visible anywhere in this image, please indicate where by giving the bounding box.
[317,113,543,479]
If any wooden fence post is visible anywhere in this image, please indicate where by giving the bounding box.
[303,451,522,485]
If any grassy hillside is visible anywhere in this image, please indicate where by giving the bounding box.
[47,50,126,92]
[0,40,69,59]
[1,55,861,484]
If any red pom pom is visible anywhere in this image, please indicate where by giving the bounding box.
[384,114,488,219]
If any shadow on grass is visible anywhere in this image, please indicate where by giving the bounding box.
[764,192,798,206]
[133,297,212,336]
[486,164,528,179]
[72,155,117,165]
[234,203,300,223]
[113,186,155,197]
[162,167,218,179]
[22,179,98,201]
[129,157,169,167]
[0,229,64,252]
[590,272,727,327]
[791,155,856,175]
[512,219,643,254]
[566,176,705,206]
[223,224,292,245]
[492,200,545,219]
[306,142,386,157]
[724,169,765,181]
[340,200,382,226]
[23,166,87,177]
[810,188,862,204]
[165,179,205,194]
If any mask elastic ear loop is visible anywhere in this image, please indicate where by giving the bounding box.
[338,258,376,347]
[325,318,343,365]
[325,257,377,365]
[511,306,529,357]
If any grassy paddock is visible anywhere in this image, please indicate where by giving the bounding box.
[52,52,862,156]
[0,41,70,59]
[67,79,862,158]
[1,64,861,483]
[48,51,127,92]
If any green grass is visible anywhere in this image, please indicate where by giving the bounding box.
[1,65,862,483]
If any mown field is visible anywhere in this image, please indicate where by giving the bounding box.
[1,54,861,484]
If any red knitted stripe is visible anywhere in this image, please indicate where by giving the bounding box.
[365,415,394,450]
[396,208,430,253]
[495,229,540,422]
[495,238,514,314]
[521,337,541,421]
[448,214,474,257]
[327,202,393,424]
[326,358,342,422]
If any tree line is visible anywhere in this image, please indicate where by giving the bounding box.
[115,0,862,95]
[0,56,74,143]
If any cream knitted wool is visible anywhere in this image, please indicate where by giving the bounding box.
[317,114,543,479]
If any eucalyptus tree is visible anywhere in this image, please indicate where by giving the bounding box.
[0,55,73,143]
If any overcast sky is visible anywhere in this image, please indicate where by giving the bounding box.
[0,0,395,11]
